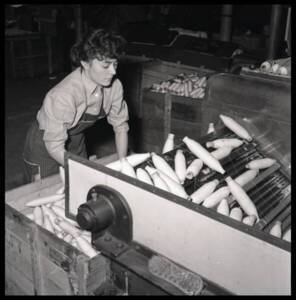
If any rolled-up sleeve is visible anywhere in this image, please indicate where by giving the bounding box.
[106,80,129,133]
[38,90,76,154]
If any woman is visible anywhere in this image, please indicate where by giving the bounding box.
[23,28,129,182]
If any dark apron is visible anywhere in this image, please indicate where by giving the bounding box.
[23,105,106,183]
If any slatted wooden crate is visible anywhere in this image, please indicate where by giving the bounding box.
[131,60,215,153]
[138,60,215,117]
[5,174,111,295]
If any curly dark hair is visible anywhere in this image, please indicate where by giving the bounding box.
[70,28,126,67]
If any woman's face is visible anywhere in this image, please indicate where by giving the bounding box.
[82,57,118,87]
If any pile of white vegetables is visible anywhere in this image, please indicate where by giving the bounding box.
[25,168,99,258]
[150,73,207,99]
[259,59,290,76]
[106,114,290,242]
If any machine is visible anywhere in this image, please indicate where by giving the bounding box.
[64,72,291,295]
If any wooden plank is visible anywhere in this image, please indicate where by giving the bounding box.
[26,38,34,77]
[5,174,61,202]
[141,131,164,147]
[163,94,172,142]
[38,255,75,295]
[171,119,202,141]
[5,264,35,295]
[5,230,34,280]
[137,142,162,154]
[171,99,202,122]
[5,205,35,243]
[93,153,118,166]
[86,255,111,294]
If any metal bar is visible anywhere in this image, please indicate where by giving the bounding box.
[257,189,282,217]
[259,184,290,218]
[263,204,291,233]
[281,214,291,233]
[254,193,290,230]
[276,204,291,222]
[242,163,281,192]
[259,189,286,217]
[228,164,282,208]
[248,175,282,200]
[252,176,286,204]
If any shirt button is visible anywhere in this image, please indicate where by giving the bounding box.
[94,92,99,97]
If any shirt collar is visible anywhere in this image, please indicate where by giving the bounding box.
[81,68,101,98]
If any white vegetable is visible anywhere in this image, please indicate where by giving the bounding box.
[183,136,225,174]
[174,150,187,184]
[210,147,233,160]
[51,205,79,227]
[151,152,180,183]
[59,166,65,185]
[207,123,215,134]
[282,229,291,242]
[242,215,257,226]
[43,215,55,233]
[162,133,175,154]
[26,194,65,207]
[225,176,259,219]
[120,158,137,178]
[202,186,230,208]
[136,168,153,185]
[234,170,259,187]
[74,236,99,258]
[186,159,203,179]
[191,179,219,204]
[54,219,81,237]
[150,171,171,192]
[269,221,282,238]
[33,206,43,226]
[157,169,188,199]
[56,186,65,195]
[216,199,229,216]
[206,138,243,149]
[245,158,276,170]
[229,207,243,221]
[219,114,252,141]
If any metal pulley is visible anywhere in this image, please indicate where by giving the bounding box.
[76,185,133,257]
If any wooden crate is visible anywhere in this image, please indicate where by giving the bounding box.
[120,59,214,118]
[139,60,215,115]
[5,174,111,295]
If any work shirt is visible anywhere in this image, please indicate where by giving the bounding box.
[37,67,129,155]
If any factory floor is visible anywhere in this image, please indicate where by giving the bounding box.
[5,73,124,191]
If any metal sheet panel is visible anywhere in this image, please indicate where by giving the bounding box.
[66,155,290,295]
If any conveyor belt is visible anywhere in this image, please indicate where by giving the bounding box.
[137,126,291,238]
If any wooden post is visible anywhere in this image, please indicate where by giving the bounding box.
[75,5,82,43]
[46,35,53,76]
[9,40,16,79]
[26,38,34,78]
[220,5,233,42]
[267,4,283,60]
[163,94,172,144]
